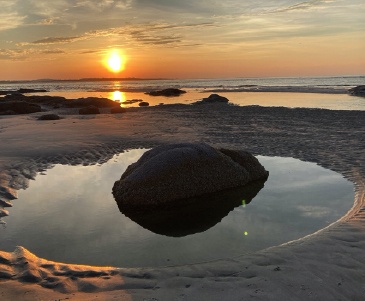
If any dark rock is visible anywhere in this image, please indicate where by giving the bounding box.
[118,179,266,237]
[0,102,42,114]
[17,88,48,94]
[3,93,27,100]
[111,107,127,114]
[349,85,365,97]
[27,96,66,105]
[121,99,143,105]
[0,88,48,95]
[146,88,186,97]
[0,110,16,115]
[37,114,61,120]
[66,97,120,108]
[194,94,229,104]
[79,106,100,115]
[139,102,149,107]
[112,143,269,211]
[3,94,66,106]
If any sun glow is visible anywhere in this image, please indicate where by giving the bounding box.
[105,50,125,73]
[110,91,126,103]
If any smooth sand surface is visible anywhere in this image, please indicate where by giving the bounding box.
[0,104,365,300]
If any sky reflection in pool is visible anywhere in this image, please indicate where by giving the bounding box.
[0,150,354,267]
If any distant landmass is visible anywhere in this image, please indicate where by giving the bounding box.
[0,77,168,84]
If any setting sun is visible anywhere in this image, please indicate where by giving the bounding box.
[105,50,125,73]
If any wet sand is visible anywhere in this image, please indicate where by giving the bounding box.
[0,104,365,300]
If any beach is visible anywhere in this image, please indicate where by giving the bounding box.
[0,101,364,300]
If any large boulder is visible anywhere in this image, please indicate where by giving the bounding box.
[112,143,269,211]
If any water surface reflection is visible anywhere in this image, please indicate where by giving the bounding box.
[118,180,266,237]
[0,151,354,267]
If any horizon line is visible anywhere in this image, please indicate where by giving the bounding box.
[0,74,364,84]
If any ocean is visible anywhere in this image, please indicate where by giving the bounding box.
[0,76,364,110]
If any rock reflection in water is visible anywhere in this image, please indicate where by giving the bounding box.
[116,179,266,237]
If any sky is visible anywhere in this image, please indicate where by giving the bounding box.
[0,0,364,80]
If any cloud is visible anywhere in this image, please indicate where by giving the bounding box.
[21,21,215,47]
[0,1,26,30]
[0,0,134,31]
[0,0,364,65]
[31,36,84,45]
[41,49,65,54]
[76,0,133,10]
[37,18,59,25]
[131,32,181,46]
[272,0,336,13]
[0,47,65,60]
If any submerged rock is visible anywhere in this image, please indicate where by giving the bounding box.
[121,99,143,105]
[0,88,48,95]
[146,88,186,97]
[349,85,365,97]
[112,143,269,211]
[194,94,229,105]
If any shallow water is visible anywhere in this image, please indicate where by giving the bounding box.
[22,90,365,111]
[0,150,354,267]
[1,76,364,110]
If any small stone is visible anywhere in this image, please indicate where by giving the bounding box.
[37,114,61,120]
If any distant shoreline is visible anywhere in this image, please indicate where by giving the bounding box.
[0,74,363,84]
[0,77,169,84]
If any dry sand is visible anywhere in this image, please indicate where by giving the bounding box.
[0,104,365,300]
